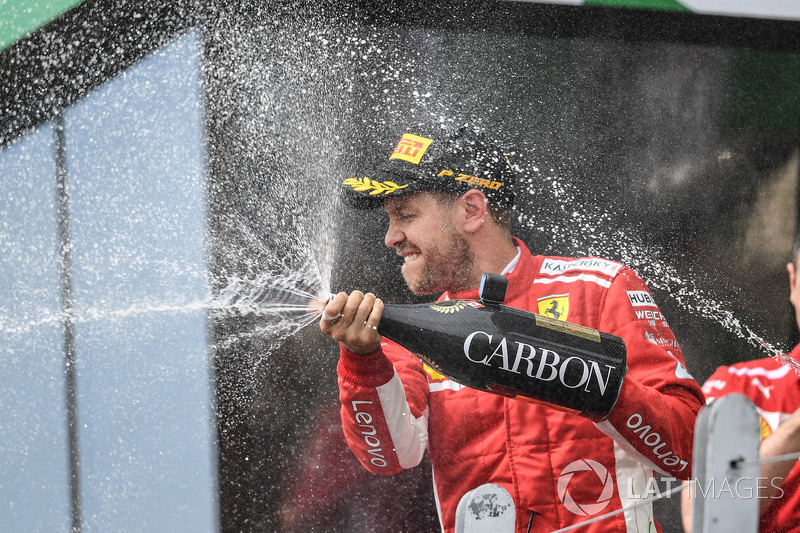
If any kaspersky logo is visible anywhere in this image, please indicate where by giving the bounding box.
[557,459,614,516]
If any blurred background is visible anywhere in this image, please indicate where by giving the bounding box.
[1,0,799,531]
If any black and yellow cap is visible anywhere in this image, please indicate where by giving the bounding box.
[342,125,516,209]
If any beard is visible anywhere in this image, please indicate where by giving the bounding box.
[400,229,475,295]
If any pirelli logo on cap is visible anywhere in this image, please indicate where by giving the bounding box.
[390,133,433,165]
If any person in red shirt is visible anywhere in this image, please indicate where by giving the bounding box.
[681,241,800,533]
[320,125,705,532]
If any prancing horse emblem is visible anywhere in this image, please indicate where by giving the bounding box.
[545,300,561,320]
[537,294,569,322]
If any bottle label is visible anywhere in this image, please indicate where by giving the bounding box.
[428,300,484,314]
[535,314,601,343]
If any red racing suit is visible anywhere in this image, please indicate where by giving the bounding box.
[337,239,705,532]
[702,351,800,533]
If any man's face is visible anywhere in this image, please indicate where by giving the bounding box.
[383,192,474,295]
[789,254,800,330]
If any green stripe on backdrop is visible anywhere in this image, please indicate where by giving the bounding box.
[732,51,800,133]
[0,0,86,52]
[583,0,690,12]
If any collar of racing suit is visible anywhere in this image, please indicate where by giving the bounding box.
[441,237,539,304]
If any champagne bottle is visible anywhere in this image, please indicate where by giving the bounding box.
[377,274,626,420]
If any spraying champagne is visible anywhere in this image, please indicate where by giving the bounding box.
[320,274,627,420]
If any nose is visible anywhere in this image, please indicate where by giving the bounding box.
[384,219,404,249]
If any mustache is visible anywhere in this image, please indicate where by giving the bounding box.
[395,244,421,257]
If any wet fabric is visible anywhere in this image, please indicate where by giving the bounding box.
[702,352,800,533]
[337,238,704,532]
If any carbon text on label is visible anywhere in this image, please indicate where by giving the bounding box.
[463,331,616,396]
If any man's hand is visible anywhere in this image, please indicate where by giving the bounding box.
[758,406,800,510]
[319,291,384,355]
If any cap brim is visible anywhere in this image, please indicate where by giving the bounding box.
[340,126,518,210]
[340,169,430,209]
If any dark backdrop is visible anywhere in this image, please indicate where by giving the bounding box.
[203,3,800,531]
[3,0,799,531]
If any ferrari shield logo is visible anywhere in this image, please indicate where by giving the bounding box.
[538,294,569,321]
[423,363,446,381]
[759,416,772,440]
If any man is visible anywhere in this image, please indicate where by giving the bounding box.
[681,242,800,533]
[320,125,705,532]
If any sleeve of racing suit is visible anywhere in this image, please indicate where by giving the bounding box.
[337,340,430,475]
[699,365,735,404]
[594,267,706,479]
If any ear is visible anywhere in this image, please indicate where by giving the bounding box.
[460,189,489,233]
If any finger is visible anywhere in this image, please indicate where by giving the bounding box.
[320,292,348,334]
[336,291,364,328]
[341,295,382,354]
[320,312,343,327]
[321,293,346,321]
[354,293,377,328]
[364,297,384,331]
[325,292,347,313]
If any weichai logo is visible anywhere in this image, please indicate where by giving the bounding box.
[634,309,664,321]
[390,133,433,164]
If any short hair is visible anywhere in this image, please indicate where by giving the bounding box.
[794,234,800,266]
[487,203,511,230]
[431,191,511,230]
